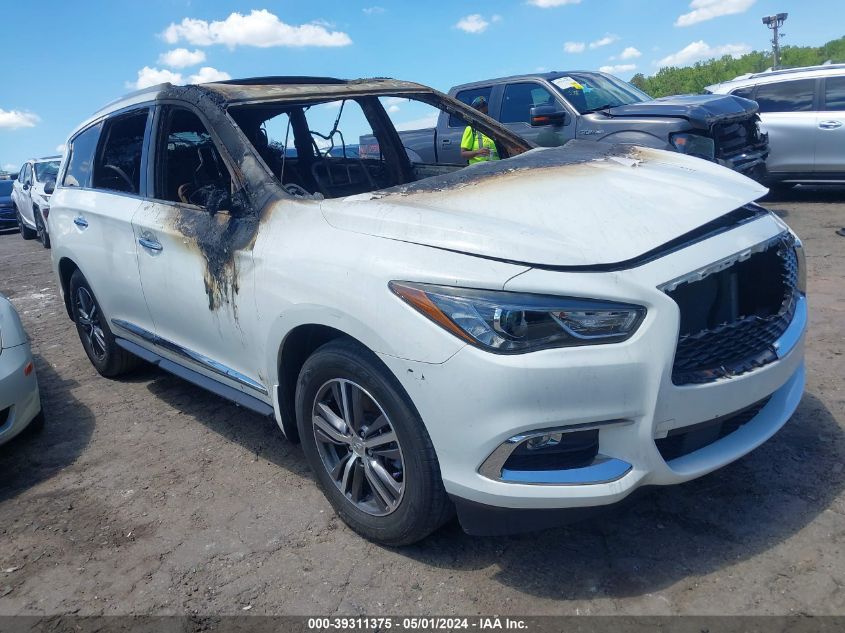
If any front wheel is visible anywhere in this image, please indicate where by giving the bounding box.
[69,270,140,377]
[295,339,453,545]
[34,209,50,248]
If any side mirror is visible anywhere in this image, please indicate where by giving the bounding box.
[530,105,569,127]
[44,181,55,195]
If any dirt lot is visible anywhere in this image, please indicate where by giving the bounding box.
[0,189,843,616]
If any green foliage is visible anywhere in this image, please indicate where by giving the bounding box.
[630,35,845,97]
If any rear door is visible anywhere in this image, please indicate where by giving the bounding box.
[815,75,845,173]
[16,163,34,225]
[498,81,573,147]
[752,78,818,174]
[52,108,155,334]
[132,104,264,396]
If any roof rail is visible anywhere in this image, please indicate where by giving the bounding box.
[744,63,845,80]
[211,76,349,86]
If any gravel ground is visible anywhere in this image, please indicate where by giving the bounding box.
[0,188,843,616]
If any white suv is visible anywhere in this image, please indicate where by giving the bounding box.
[48,77,807,544]
[707,64,845,190]
[12,156,61,247]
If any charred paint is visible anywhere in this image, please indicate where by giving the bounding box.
[377,140,638,196]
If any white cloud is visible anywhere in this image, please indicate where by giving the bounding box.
[620,46,642,60]
[455,14,490,34]
[162,9,352,48]
[129,66,184,90]
[675,0,756,27]
[564,41,586,53]
[599,64,637,74]
[387,105,401,113]
[657,40,751,67]
[188,66,232,84]
[56,144,66,154]
[0,109,39,129]
[158,48,206,68]
[527,0,581,6]
[589,34,619,49]
[128,65,231,89]
[394,114,439,132]
[362,6,385,14]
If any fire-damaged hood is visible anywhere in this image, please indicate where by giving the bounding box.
[321,142,768,268]
[605,94,758,127]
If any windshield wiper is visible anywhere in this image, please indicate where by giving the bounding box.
[581,103,615,116]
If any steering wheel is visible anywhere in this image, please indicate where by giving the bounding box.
[103,164,133,192]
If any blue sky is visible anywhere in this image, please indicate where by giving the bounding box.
[0,0,841,171]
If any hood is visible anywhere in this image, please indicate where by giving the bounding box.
[606,94,758,128]
[321,142,767,268]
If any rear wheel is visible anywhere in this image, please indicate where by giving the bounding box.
[296,339,453,545]
[34,209,50,248]
[17,207,36,240]
[69,270,140,377]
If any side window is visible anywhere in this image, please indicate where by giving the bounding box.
[63,123,103,188]
[92,109,149,195]
[500,83,559,124]
[754,79,815,113]
[21,164,31,186]
[449,87,493,127]
[18,164,28,184]
[823,76,845,111]
[731,86,755,100]
[157,108,233,208]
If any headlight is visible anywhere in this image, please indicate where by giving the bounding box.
[389,282,646,354]
[670,132,715,161]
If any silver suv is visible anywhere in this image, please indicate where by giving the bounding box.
[707,64,845,190]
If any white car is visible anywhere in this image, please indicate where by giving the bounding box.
[0,294,42,446]
[12,156,61,248]
[48,77,806,544]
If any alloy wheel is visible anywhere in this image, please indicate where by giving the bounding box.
[76,287,107,361]
[311,378,405,516]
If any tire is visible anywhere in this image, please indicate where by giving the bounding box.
[295,339,453,545]
[17,207,36,240]
[34,209,50,248]
[69,269,140,377]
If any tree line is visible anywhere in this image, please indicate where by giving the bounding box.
[630,35,845,97]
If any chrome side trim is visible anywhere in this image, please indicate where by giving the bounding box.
[478,419,633,484]
[111,319,268,395]
[501,457,632,486]
[659,230,789,293]
[773,294,807,359]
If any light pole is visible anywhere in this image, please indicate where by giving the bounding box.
[762,13,788,69]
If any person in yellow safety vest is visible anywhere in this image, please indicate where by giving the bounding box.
[460,96,499,165]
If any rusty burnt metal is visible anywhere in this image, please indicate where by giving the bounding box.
[131,77,535,311]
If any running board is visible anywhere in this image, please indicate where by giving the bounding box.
[115,338,275,417]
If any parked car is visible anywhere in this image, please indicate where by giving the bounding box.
[0,294,43,446]
[12,156,61,247]
[0,180,16,231]
[49,76,805,544]
[706,64,845,190]
[362,71,769,179]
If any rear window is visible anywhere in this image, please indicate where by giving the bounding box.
[754,79,815,113]
[824,76,845,111]
[63,123,103,188]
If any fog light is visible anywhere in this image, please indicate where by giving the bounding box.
[526,433,563,450]
[24,362,33,376]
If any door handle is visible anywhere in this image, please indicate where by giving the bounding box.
[819,120,843,129]
[73,216,88,229]
[138,236,163,252]
[441,139,452,145]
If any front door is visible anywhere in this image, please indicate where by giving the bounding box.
[132,105,265,396]
[499,82,574,148]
